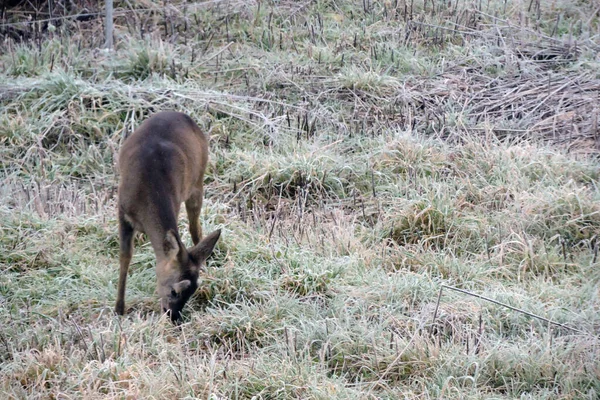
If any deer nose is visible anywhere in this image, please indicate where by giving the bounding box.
[160,298,167,311]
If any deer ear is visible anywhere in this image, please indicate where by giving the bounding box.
[163,230,186,262]
[189,229,221,262]
[172,280,191,294]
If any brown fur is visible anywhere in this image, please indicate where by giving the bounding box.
[115,111,221,322]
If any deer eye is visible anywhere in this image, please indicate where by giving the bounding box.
[170,289,178,298]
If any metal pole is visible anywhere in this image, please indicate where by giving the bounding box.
[105,0,113,49]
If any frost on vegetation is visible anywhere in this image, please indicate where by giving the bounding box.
[1,0,600,398]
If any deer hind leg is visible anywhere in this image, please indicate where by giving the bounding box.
[185,188,203,245]
[115,213,135,315]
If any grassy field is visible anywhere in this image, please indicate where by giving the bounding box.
[1,0,600,398]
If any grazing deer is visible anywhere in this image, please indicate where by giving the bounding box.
[115,111,221,323]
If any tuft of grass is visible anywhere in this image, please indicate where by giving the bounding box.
[336,65,401,95]
[389,201,449,248]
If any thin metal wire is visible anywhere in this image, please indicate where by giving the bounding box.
[440,284,587,335]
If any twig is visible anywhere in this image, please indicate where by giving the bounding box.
[197,40,233,65]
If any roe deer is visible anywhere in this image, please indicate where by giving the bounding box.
[115,111,221,323]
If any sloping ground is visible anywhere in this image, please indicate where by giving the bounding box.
[1,0,600,398]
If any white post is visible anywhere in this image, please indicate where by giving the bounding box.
[105,0,114,49]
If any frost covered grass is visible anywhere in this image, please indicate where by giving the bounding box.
[1,0,599,398]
